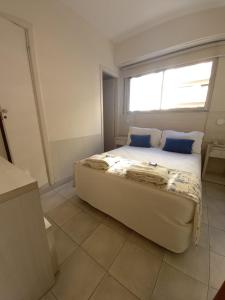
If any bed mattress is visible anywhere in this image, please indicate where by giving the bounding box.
[107,146,201,178]
[75,146,202,253]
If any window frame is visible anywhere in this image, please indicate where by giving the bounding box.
[125,58,218,114]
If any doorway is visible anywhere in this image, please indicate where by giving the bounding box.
[0,16,48,186]
[102,72,117,152]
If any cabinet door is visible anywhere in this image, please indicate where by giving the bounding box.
[0,189,54,300]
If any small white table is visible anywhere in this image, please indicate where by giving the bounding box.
[114,136,127,148]
[202,144,225,185]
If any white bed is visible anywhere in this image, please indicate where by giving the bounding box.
[74,145,202,253]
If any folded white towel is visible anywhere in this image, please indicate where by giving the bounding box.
[126,163,169,185]
[83,154,120,170]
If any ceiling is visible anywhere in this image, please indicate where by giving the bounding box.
[60,0,225,42]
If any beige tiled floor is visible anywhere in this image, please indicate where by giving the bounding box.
[41,181,225,300]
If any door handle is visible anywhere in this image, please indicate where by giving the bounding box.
[0,108,8,119]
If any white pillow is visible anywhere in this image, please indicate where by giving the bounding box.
[127,127,162,148]
[160,130,204,154]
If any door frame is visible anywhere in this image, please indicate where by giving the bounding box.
[0,11,54,185]
[99,65,119,151]
[0,114,12,162]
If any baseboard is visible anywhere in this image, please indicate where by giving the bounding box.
[39,176,73,194]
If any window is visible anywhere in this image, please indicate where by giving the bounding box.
[128,61,213,112]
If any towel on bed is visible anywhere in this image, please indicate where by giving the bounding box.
[83,154,120,170]
[126,163,169,185]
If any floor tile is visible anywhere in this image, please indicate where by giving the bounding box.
[70,196,107,221]
[53,228,78,265]
[90,275,138,300]
[82,203,108,222]
[202,183,208,208]
[207,197,225,214]
[53,248,105,300]
[82,224,125,269]
[110,241,161,300]
[61,211,100,244]
[55,181,76,199]
[206,183,225,201]
[210,251,225,289]
[152,263,208,300]
[41,291,56,300]
[41,190,66,213]
[207,287,218,300]
[69,195,87,208]
[164,245,209,284]
[202,206,209,225]
[210,226,225,256]
[104,216,131,239]
[208,208,225,231]
[47,200,82,226]
[128,231,165,259]
[199,223,209,249]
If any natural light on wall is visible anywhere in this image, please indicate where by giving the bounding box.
[129,61,213,112]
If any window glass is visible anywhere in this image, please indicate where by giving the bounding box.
[161,61,213,109]
[128,61,213,111]
[129,72,163,111]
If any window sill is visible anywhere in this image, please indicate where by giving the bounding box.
[127,108,208,114]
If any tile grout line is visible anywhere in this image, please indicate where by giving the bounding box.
[150,250,165,298]
[150,258,165,298]
[108,274,142,300]
[164,248,209,287]
[106,233,130,270]
[164,261,209,288]
[51,290,58,300]
[81,227,142,299]
[80,222,129,273]
[45,183,225,299]
[87,271,108,300]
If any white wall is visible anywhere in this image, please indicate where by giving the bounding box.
[115,8,225,147]
[115,7,225,66]
[117,56,225,146]
[0,0,117,184]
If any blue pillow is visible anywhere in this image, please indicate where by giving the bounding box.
[163,138,194,154]
[130,134,151,148]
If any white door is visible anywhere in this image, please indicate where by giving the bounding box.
[0,17,48,186]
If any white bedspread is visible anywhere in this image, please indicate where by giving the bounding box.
[107,146,201,178]
[75,145,202,252]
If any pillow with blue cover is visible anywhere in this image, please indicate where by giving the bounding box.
[163,138,194,154]
[130,134,151,148]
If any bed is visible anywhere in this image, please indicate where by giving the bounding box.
[74,130,202,253]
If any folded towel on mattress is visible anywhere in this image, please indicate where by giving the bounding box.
[126,163,169,185]
[83,154,120,170]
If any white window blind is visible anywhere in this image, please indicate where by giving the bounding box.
[128,61,213,112]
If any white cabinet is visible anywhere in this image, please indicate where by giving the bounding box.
[0,157,54,300]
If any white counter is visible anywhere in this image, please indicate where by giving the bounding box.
[0,156,37,203]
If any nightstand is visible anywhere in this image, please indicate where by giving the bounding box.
[114,136,127,148]
[202,144,225,185]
